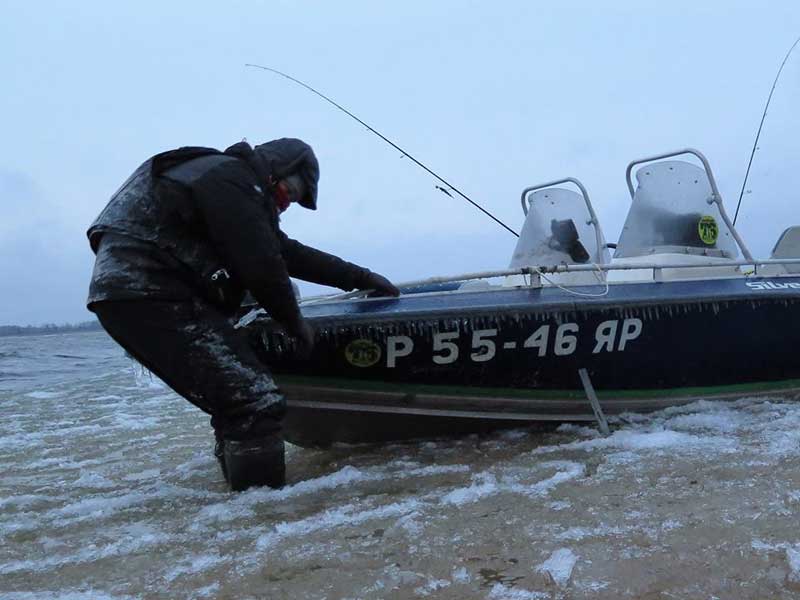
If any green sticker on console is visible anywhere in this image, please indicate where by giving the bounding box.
[698,215,719,245]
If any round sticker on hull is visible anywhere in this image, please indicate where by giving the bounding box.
[345,339,382,367]
[698,215,719,245]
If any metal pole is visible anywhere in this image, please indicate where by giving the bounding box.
[294,257,800,304]
[578,368,610,435]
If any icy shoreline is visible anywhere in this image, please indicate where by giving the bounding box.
[2,332,800,599]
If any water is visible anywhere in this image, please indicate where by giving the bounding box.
[2,331,800,599]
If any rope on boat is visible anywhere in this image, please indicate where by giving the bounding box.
[530,263,610,299]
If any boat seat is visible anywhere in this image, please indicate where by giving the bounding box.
[506,185,609,288]
[770,226,800,274]
[615,161,739,261]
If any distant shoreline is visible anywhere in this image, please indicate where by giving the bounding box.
[0,321,103,338]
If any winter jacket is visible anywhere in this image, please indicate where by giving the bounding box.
[87,141,369,332]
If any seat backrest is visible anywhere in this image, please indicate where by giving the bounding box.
[615,161,739,260]
[510,187,609,269]
[771,226,800,273]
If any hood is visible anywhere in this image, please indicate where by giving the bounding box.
[254,138,320,210]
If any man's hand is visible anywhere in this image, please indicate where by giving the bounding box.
[291,319,315,359]
[360,271,400,297]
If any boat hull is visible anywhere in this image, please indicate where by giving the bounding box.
[246,277,800,446]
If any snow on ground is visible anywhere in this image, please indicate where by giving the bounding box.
[2,332,800,599]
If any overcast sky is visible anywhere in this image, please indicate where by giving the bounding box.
[3,1,800,325]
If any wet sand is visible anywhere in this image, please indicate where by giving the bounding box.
[2,332,800,599]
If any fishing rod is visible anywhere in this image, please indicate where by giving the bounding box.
[245,63,519,238]
[733,34,800,225]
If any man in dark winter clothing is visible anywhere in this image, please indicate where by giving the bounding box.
[86,138,399,491]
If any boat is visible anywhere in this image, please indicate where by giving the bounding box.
[237,148,800,447]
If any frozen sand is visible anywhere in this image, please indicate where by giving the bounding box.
[2,332,800,599]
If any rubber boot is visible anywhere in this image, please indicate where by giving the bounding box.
[223,435,286,492]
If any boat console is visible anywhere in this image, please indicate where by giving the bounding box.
[610,149,749,281]
[505,148,800,286]
[506,178,610,287]
[617,155,741,260]
[770,226,800,274]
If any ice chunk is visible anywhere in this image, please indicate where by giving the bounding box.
[414,578,450,596]
[525,461,585,497]
[536,548,577,587]
[488,583,548,599]
[533,427,732,455]
[441,473,499,506]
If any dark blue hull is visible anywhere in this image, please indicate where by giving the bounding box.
[246,277,800,446]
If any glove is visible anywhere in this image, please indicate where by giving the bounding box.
[289,319,315,359]
[359,270,400,297]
